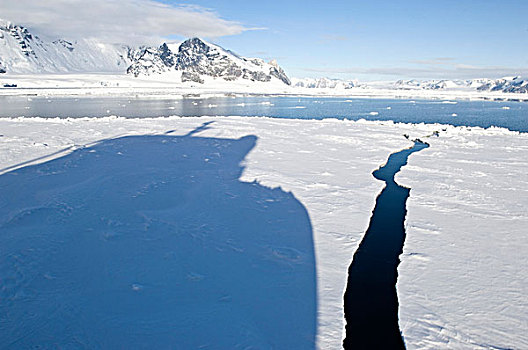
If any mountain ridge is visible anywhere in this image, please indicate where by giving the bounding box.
[127,38,291,85]
[292,76,528,94]
[0,19,291,85]
[0,19,526,93]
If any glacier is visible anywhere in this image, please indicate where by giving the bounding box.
[0,19,135,74]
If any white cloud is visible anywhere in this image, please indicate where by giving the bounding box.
[0,0,252,44]
[409,57,456,66]
[303,64,528,80]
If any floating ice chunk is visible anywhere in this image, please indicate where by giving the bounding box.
[131,283,143,291]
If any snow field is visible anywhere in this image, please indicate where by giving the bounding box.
[397,126,528,349]
[2,74,528,100]
[0,116,526,348]
[0,116,417,348]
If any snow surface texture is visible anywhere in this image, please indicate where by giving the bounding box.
[397,126,528,349]
[0,73,294,97]
[0,116,526,348]
[1,126,317,348]
[0,116,417,348]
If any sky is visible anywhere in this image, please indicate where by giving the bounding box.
[1,0,527,81]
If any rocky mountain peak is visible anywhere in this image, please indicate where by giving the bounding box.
[126,43,175,77]
[126,37,292,85]
[0,19,39,59]
[159,43,176,67]
[179,38,210,55]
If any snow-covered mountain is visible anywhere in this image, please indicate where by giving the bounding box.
[0,19,292,86]
[125,43,177,77]
[394,79,483,90]
[290,76,528,94]
[127,38,291,85]
[393,77,528,93]
[476,76,528,93]
[2,19,526,93]
[0,19,136,74]
[291,77,357,89]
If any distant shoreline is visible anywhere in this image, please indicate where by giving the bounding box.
[1,73,527,102]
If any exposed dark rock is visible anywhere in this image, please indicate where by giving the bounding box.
[2,21,37,58]
[127,37,291,85]
[269,62,291,85]
[181,71,204,84]
[478,76,528,93]
[52,39,74,52]
[126,44,176,77]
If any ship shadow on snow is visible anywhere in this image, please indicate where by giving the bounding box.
[0,122,317,349]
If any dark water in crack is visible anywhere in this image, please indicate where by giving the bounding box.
[343,140,429,349]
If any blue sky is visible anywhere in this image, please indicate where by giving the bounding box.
[167,0,528,80]
[2,0,527,80]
